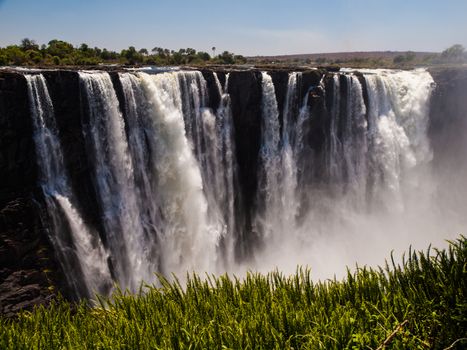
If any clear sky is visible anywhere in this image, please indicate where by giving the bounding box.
[0,0,466,56]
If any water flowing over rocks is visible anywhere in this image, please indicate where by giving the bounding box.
[1,66,466,315]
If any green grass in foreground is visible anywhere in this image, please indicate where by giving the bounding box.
[1,237,466,349]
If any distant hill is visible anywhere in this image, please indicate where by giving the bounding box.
[249,51,436,62]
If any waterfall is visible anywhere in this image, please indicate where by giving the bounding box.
[177,71,226,252]
[26,67,452,294]
[26,74,112,299]
[256,72,311,245]
[256,72,282,242]
[213,72,239,266]
[172,71,239,268]
[364,69,434,211]
[79,72,154,291]
[325,74,367,203]
[252,69,436,278]
[132,72,219,275]
[327,74,343,184]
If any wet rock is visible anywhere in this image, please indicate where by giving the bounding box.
[228,71,263,259]
[0,72,65,317]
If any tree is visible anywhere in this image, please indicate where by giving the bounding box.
[47,40,74,58]
[26,49,42,64]
[0,54,7,65]
[212,46,216,57]
[0,38,247,67]
[20,38,39,51]
[185,48,197,63]
[405,51,416,61]
[234,55,247,64]
[121,46,143,64]
[393,51,416,65]
[79,43,89,52]
[441,44,466,62]
[4,45,27,65]
[171,51,183,64]
[219,51,234,64]
[197,51,211,61]
[100,48,111,60]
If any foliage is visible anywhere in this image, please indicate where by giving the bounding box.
[0,38,246,67]
[1,236,466,349]
[393,51,416,64]
[441,44,466,62]
[251,44,467,69]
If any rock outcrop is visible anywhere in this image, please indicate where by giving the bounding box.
[0,72,64,318]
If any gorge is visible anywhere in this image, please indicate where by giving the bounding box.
[1,66,466,316]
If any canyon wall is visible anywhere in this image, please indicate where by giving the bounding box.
[0,67,466,316]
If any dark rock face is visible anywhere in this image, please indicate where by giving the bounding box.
[302,71,327,155]
[200,70,223,110]
[42,71,102,232]
[0,73,36,204]
[428,67,467,215]
[428,67,467,167]
[0,198,63,317]
[0,72,63,317]
[268,71,289,132]
[228,71,263,259]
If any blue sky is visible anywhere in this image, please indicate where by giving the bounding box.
[0,0,466,56]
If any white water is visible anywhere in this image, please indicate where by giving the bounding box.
[121,71,240,274]
[134,72,219,275]
[32,68,464,294]
[251,69,447,280]
[79,72,154,290]
[213,72,238,266]
[256,72,282,242]
[26,74,111,298]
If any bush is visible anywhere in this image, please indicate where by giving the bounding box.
[0,236,466,349]
[0,54,7,65]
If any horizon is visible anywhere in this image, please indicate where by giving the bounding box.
[248,50,438,58]
[1,0,466,56]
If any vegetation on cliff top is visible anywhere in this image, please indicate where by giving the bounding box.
[250,44,467,69]
[0,38,247,67]
[1,39,465,69]
[0,236,466,349]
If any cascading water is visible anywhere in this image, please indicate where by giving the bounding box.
[252,69,439,278]
[213,72,239,266]
[255,72,314,247]
[121,71,219,276]
[29,67,461,296]
[322,74,368,205]
[79,72,155,291]
[255,72,282,242]
[176,71,230,267]
[26,74,112,299]
[364,70,433,211]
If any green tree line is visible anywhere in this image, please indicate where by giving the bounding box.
[0,38,247,66]
[252,44,467,68]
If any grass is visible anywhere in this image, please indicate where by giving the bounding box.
[1,237,466,349]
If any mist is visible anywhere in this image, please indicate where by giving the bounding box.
[233,69,466,281]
